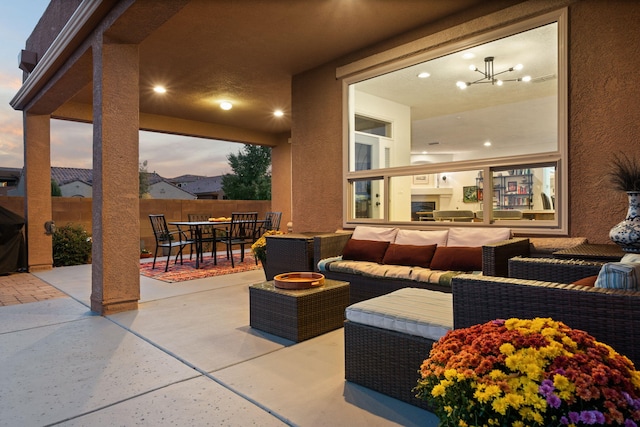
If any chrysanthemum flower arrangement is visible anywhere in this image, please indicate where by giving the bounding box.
[415,318,640,426]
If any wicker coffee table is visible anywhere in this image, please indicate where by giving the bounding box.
[249,278,349,342]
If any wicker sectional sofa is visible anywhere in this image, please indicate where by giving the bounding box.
[452,257,640,366]
[344,255,640,409]
[313,226,530,304]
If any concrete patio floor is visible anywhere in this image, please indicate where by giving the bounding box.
[0,262,439,426]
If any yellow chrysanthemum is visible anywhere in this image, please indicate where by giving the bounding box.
[504,318,521,329]
[541,327,557,337]
[489,369,507,380]
[531,411,544,424]
[492,397,509,415]
[444,369,459,380]
[474,389,490,403]
[503,392,525,409]
[631,370,640,389]
[561,335,578,350]
[485,384,502,398]
[500,342,516,355]
[431,383,446,397]
[553,374,575,399]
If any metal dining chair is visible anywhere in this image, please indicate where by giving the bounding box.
[254,211,282,240]
[148,214,195,272]
[222,212,258,267]
[187,213,216,261]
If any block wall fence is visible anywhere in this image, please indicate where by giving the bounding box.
[0,196,271,254]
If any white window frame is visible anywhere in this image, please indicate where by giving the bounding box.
[339,8,568,234]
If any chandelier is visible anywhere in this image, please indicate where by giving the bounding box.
[456,56,531,89]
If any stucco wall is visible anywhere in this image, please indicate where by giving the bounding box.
[291,62,344,234]
[567,0,640,243]
[270,135,293,232]
[291,0,640,243]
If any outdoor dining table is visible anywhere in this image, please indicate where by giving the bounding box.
[169,219,263,269]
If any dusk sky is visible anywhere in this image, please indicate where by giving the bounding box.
[0,1,241,178]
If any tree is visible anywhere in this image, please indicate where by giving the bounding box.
[51,179,62,197]
[139,160,150,198]
[221,144,271,200]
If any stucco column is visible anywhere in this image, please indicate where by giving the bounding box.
[23,112,53,271]
[270,135,292,230]
[91,40,140,314]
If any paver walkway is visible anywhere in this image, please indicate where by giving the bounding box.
[0,272,67,306]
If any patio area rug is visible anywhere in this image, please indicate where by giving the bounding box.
[140,253,263,283]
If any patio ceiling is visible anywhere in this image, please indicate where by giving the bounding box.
[43,0,505,139]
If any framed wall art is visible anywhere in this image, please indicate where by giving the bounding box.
[463,186,478,203]
[413,174,429,185]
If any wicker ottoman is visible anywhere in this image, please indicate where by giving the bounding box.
[249,279,349,342]
[344,288,452,409]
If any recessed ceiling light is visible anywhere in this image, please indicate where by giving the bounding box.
[274,109,284,117]
[220,101,233,110]
[417,72,430,79]
[484,141,492,147]
[462,52,475,59]
[153,86,166,94]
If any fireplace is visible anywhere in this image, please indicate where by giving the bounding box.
[411,201,436,221]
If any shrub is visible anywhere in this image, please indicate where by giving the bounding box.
[52,224,92,266]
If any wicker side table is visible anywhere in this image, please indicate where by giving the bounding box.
[265,233,318,280]
[249,279,349,342]
[552,243,625,262]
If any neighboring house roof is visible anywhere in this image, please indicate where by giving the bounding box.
[0,167,22,183]
[0,167,22,196]
[8,166,196,198]
[51,167,93,186]
[147,172,168,185]
[169,174,204,184]
[5,166,218,198]
[176,175,225,199]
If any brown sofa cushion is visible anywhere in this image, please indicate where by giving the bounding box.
[430,246,482,271]
[342,239,390,264]
[382,244,437,268]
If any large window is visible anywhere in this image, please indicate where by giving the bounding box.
[343,10,567,232]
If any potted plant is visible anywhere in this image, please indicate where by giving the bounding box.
[608,152,640,253]
[251,230,284,271]
[415,317,640,426]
